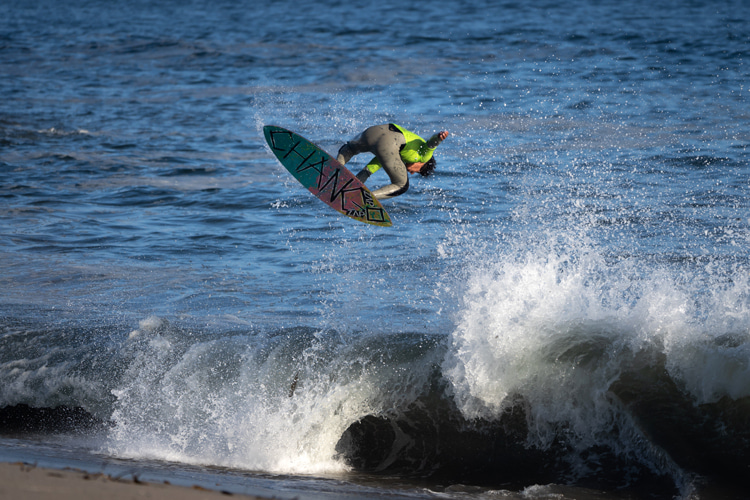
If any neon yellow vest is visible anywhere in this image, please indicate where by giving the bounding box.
[364,124,437,174]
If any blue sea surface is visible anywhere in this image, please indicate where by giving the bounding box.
[2,1,750,499]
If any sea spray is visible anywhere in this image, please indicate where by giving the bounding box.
[442,226,750,491]
[107,315,444,474]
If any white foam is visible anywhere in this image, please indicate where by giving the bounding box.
[442,228,750,461]
[106,325,438,474]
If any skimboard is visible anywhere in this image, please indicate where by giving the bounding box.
[263,125,392,227]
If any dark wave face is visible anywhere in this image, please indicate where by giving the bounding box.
[2,0,750,499]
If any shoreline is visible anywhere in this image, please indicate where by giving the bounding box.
[0,461,270,500]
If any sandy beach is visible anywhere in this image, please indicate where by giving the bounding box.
[0,461,269,500]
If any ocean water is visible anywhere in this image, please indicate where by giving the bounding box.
[1,0,749,498]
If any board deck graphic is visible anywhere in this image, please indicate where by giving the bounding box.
[264,125,392,227]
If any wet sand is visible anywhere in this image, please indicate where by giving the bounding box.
[0,461,269,500]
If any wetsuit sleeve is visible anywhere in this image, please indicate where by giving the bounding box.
[355,157,381,184]
[355,168,371,183]
[365,157,382,174]
[426,133,443,149]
